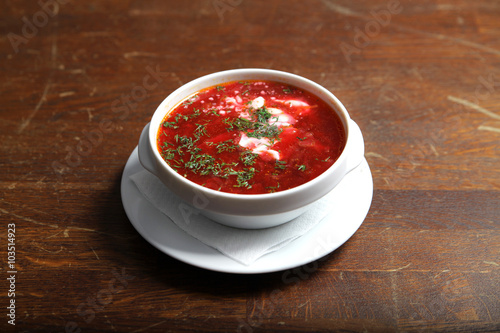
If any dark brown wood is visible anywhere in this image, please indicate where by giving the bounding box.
[1,0,499,332]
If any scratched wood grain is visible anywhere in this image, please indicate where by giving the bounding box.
[1,0,499,332]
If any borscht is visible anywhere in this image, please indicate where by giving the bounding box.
[157,80,345,194]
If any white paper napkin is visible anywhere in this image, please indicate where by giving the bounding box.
[130,170,336,265]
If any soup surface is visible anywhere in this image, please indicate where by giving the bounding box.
[157,80,345,194]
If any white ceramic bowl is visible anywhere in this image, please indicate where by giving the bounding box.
[137,68,364,229]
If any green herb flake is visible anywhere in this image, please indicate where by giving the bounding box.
[189,108,201,118]
[233,167,256,188]
[215,139,237,153]
[240,150,259,166]
[255,106,272,123]
[222,117,234,131]
[182,94,198,107]
[275,160,287,170]
[194,123,208,138]
[266,182,280,193]
[161,147,177,160]
[184,153,216,174]
[162,121,178,129]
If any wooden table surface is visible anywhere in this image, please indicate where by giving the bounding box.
[1,0,499,332]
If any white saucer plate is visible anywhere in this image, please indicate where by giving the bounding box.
[121,147,373,274]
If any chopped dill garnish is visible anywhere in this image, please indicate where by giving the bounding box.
[162,121,178,129]
[215,139,237,153]
[255,106,272,123]
[233,167,256,188]
[182,94,198,107]
[266,183,280,193]
[240,150,259,166]
[224,106,282,141]
[190,108,201,118]
[194,123,208,138]
[161,147,176,160]
[275,160,287,170]
[222,117,234,131]
[184,153,215,174]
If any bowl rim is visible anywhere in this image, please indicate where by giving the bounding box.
[147,68,353,201]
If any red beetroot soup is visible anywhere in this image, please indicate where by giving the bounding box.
[157,80,346,194]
